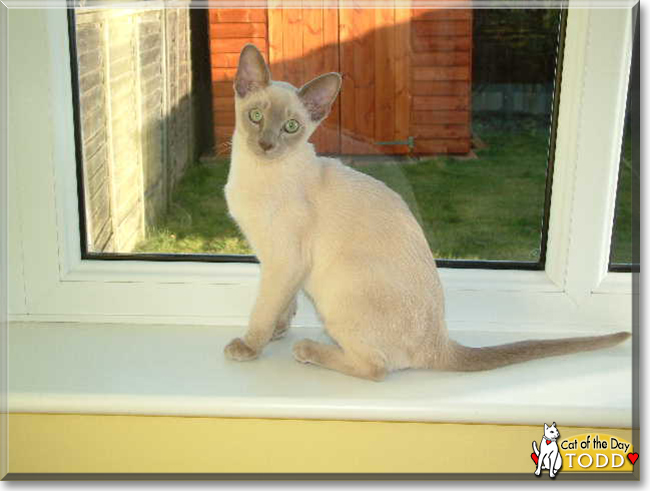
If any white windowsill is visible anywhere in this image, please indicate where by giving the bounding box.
[9,321,632,428]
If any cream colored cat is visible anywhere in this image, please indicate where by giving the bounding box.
[223,44,630,381]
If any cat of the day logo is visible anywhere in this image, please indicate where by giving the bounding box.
[532,423,563,478]
[531,423,637,477]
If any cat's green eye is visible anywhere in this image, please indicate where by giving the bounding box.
[249,109,263,123]
[284,119,300,133]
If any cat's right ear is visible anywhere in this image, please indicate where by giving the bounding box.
[544,423,549,430]
[234,44,270,98]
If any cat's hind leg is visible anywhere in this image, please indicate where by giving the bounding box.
[271,296,298,341]
[292,339,387,381]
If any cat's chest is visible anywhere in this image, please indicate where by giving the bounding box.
[226,181,264,220]
[224,172,283,233]
[541,440,559,452]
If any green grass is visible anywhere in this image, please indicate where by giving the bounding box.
[134,121,632,263]
[354,130,548,261]
[134,158,250,255]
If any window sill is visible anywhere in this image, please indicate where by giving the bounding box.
[8,321,632,428]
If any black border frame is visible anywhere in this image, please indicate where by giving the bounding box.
[69,8,90,261]
[69,7,567,272]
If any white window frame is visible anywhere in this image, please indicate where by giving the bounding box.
[7,6,635,332]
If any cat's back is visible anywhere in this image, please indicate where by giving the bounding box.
[306,156,442,339]
[314,157,411,215]
[310,156,435,268]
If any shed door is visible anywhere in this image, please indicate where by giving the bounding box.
[267,7,412,155]
[267,8,341,154]
[339,8,412,155]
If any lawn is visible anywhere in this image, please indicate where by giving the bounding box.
[134,117,632,264]
[355,127,548,261]
[134,157,250,255]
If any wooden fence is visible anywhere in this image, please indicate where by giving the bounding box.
[75,5,193,253]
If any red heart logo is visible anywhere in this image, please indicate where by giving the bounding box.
[628,453,639,465]
[531,453,539,465]
[546,440,551,444]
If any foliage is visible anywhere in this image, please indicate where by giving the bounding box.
[473,9,562,85]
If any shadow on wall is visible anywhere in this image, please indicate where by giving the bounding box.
[208,8,474,156]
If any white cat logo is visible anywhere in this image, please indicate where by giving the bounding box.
[532,422,563,478]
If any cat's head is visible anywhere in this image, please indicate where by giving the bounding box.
[233,44,341,160]
[544,423,560,439]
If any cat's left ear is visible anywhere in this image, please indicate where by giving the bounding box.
[552,422,556,427]
[298,73,342,122]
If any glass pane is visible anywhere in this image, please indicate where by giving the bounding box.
[73,7,562,264]
[610,10,638,271]
[610,119,633,265]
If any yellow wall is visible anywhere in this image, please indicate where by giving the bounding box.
[4,414,636,476]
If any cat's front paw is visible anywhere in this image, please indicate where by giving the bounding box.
[293,339,317,364]
[534,469,541,477]
[224,337,259,361]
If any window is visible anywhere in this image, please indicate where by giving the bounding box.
[7,7,634,330]
[71,7,566,269]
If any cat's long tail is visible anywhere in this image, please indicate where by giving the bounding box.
[533,441,540,457]
[435,332,630,372]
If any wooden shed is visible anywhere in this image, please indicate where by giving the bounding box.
[208,7,472,156]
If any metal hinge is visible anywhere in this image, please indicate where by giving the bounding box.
[375,136,415,152]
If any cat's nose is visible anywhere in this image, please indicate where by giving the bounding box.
[258,140,275,152]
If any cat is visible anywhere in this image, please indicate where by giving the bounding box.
[223,43,630,381]
[533,423,563,478]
